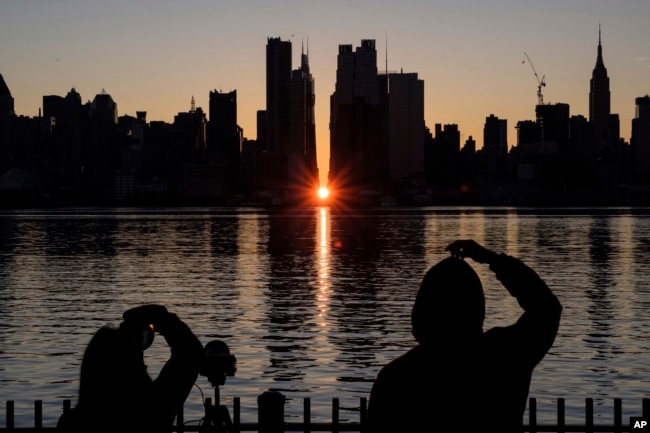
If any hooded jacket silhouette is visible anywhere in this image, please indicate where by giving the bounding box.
[367,241,562,432]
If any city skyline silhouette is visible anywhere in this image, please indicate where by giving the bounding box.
[2,2,648,189]
[1,26,649,206]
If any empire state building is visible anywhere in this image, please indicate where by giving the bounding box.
[589,26,618,146]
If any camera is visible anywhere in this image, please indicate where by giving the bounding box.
[119,320,155,350]
[200,340,237,387]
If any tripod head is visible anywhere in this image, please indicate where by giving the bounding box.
[199,340,237,388]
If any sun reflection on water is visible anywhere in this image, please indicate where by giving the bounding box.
[317,207,331,327]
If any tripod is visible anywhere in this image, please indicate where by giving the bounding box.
[197,339,237,433]
[199,374,233,433]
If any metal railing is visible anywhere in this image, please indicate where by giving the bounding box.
[2,395,649,432]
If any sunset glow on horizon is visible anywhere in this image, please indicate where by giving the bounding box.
[2,1,648,188]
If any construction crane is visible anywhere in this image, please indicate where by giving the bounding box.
[523,52,546,105]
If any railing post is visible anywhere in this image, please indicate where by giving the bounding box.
[557,398,565,433]
[6,401,14,430]
[258,391,285,433]
[360,397,367,433]
[35,400,43,429]
[304,397,311,433]
[585,398,593,433]
[332,398,339,433]
[614,398,622,433]
[528,398,537,433]
[233,397,241,433]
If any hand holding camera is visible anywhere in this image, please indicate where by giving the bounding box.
[446,239,499,264]
[121,304,172,350]
[121,305,237,388]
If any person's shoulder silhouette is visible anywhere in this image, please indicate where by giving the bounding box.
[367,240,561,433]
[57,305,204,433]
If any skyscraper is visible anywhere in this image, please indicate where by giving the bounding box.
[266,37,292,155]
[43,88,85,188]
[0,73,15,171]
[208,89,241,196]
[632,95,650,180]
[432,123,461,188]
[483,114,508,173]
[388,72,424,186]
[288,43,319,198]
[329,39,382,200]
[87,90,119,198]
[589,26,616,146]
[0,73,14,118]
[588,27,623,198]
[536,103,570,153]
[258,37,293,200]
[261,37,320,204]
[208,90,240,164]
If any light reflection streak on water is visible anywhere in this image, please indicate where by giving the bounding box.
[317,207,331,327]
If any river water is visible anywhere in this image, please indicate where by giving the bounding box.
[1,206,650,428]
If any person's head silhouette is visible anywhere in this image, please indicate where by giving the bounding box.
[58,305,205,433]
[77,325,150,407]
[411,256,485,345]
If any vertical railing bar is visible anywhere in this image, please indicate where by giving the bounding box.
[585,398,594,433]
[7,401,14,430]
[234,397,241,433]
[557,398,565,433]
[529,397,537,433]
[644,398,650,420]
[304,397,311,433]
[35,400,43,429]
[614,398,622,433]
[360,397,367,433]
[332,397,339,433]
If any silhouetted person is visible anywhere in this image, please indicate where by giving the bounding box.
[367,240,562,432]
[57,305,204,433]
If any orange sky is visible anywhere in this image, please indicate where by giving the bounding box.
[2,1,649,187]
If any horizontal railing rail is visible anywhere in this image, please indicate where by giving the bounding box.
[2,395,649,432]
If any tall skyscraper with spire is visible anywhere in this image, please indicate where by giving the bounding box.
[589,25,612,146]
[588,26,622,198]
[261,37,319,204]
[288,42,319,196]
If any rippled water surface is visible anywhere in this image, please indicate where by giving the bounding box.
[1,206,650,427]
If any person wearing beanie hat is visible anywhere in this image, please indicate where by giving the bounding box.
[367,240,562,432]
